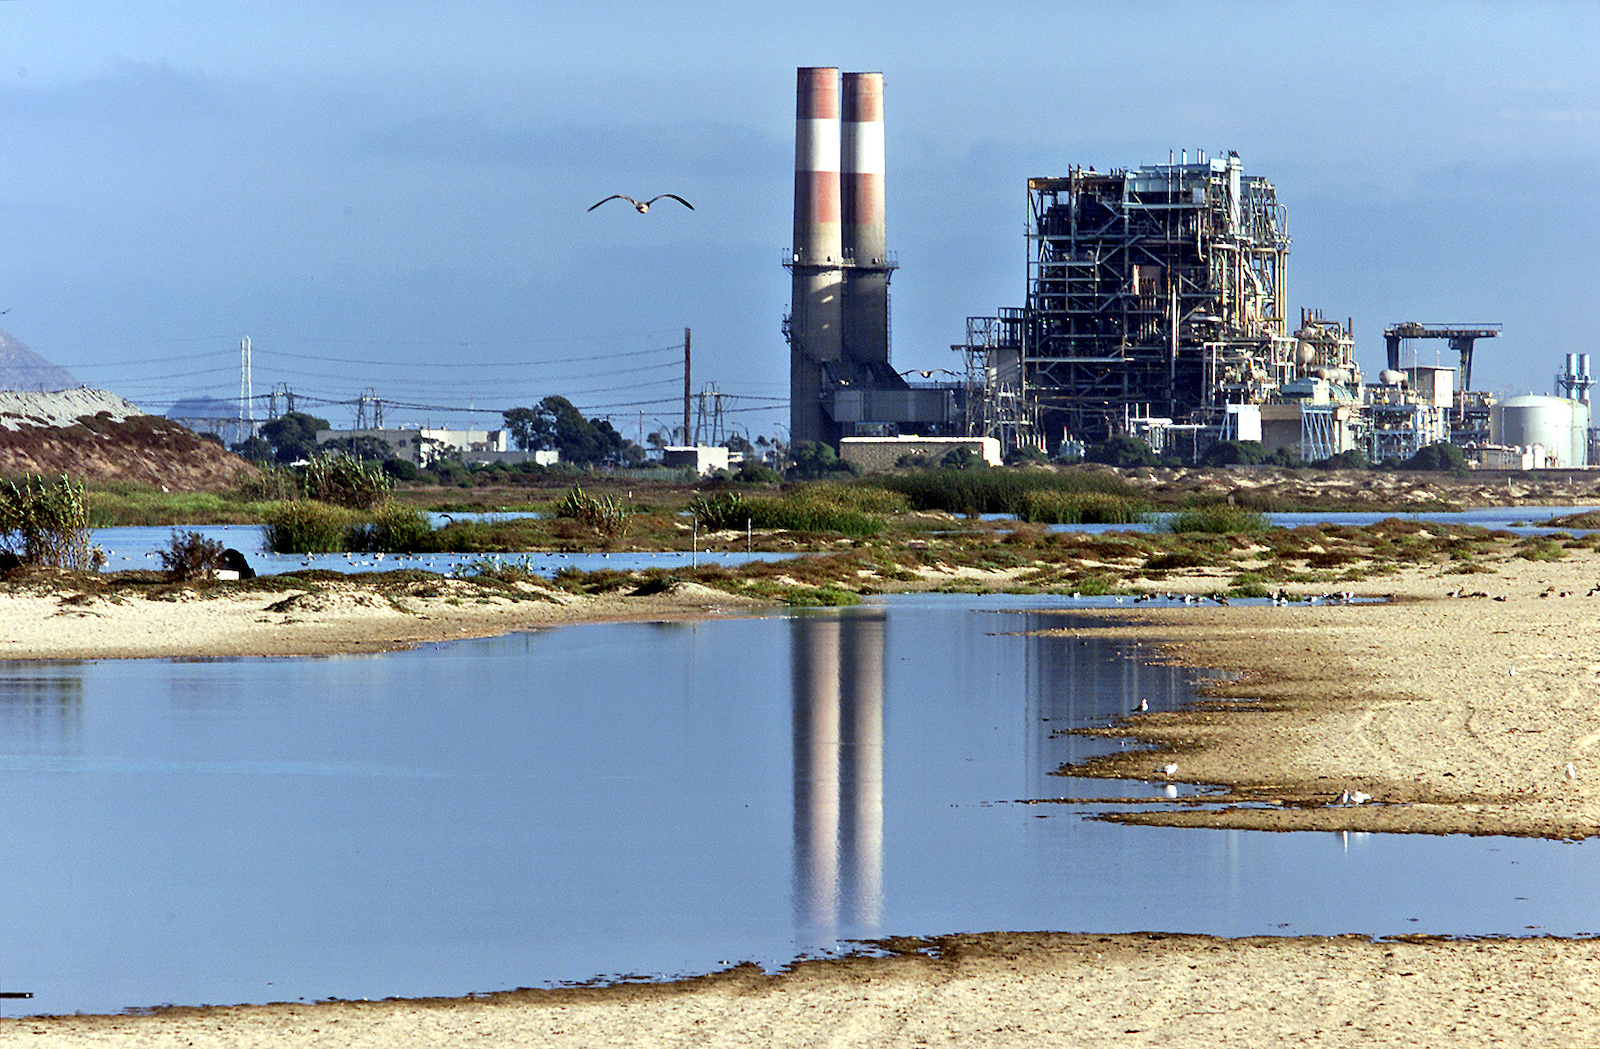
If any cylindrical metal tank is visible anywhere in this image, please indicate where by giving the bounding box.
[1491,395,1589,467]
[1572,398,1591,467]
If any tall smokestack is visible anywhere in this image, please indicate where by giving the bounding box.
[790,67,843,445]
[841,72,890,368]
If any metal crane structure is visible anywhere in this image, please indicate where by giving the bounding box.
[1382,322,1499,444]
[1381,322,1499,392]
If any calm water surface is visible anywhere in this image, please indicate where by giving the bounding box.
[0,594,1596,1016]
[95,504,1600,578]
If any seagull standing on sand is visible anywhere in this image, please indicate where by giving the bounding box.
[588,194,694,213]
[1567,763,1578,780]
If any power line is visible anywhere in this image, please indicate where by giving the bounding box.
[260,343,685,368]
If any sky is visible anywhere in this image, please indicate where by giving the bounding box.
[0,1,1595,443]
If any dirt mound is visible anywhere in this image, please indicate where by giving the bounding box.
[0,393,251,490]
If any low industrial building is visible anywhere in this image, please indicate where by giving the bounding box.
[839,436,1001,472]
[660,445,731,476]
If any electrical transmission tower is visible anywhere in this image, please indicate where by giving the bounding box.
[268,383,295,419]
[693,384,725,446]
[355,388,384,430]
[238,336,254,439]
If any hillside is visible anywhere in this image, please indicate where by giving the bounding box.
[0,389,250,490]
[0,328,77,390]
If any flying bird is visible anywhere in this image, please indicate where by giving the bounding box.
[588,194,694,214]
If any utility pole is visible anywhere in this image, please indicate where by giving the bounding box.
[682,327,692,446]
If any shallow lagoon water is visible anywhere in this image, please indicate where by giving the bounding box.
[1,594,1597,1016]
[91,523,785,577]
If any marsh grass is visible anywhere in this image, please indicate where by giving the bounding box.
[0,474,99,569]
[87,488,267,527]
[862,467,1139,517]
[1015,489,1145,525]
[719,484,901,536]
[261,500,355,553]
[1164,503,1271,535]
[303,453,393,510]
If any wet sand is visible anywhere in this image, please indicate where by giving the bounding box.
[12,550,1600,1045]
[16,933,1600,1047]
[1052,549,1600,839]
[0,575,768,660]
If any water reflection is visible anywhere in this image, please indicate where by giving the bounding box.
[1010,613,1202,798]
[792,611,884,934]
[0,663,82,754]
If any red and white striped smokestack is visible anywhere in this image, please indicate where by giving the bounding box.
[794,66,842,270]
[791,67,844,444]
[841,72,885,268]
[841,71,891,368]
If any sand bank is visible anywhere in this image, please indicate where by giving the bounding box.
[15,933,1600,1047]
[1047,548,1600,839]
[0,575,767,660]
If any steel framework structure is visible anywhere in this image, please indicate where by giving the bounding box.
[1021,154,1293,444]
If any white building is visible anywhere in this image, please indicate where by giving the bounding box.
[315,427,510,465]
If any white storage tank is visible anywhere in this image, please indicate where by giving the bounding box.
[1491,395,1590,467]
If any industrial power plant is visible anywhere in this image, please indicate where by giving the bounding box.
[786,66,1594,470]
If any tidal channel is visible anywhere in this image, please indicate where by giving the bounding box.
[0,594,1596,1017]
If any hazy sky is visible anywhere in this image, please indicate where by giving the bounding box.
[0,1,1595,440]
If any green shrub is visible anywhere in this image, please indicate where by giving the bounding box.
[1401,442,1466,472]
[733,460,781,483]
[788,441,858,480]
[1228,572,1274,599]
[382,458,420,482]
[1165,503,1271,535]
[1318,449,1370,470]
[262,500,355,553]
[689,492,751,531]
[158,529,226,580]
[303,452,393,509]
[1085,436,1159,467]
[0,474,99,569]
[1200,440,1270,467]
[940,447,983,470]
[784,586,862,607]
[553,486,629,537]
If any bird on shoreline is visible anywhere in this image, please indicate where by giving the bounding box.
[588,194,694,214]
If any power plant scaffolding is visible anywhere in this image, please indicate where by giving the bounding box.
[963,153,1298,450]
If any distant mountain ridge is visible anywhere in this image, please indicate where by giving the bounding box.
[0,329,78,391]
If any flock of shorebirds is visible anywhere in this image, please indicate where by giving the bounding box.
[1123,589,1358,607]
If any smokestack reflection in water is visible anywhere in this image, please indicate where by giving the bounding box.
[792,611,884,935]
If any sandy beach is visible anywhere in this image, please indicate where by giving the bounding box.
[11,547,1600,1046]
